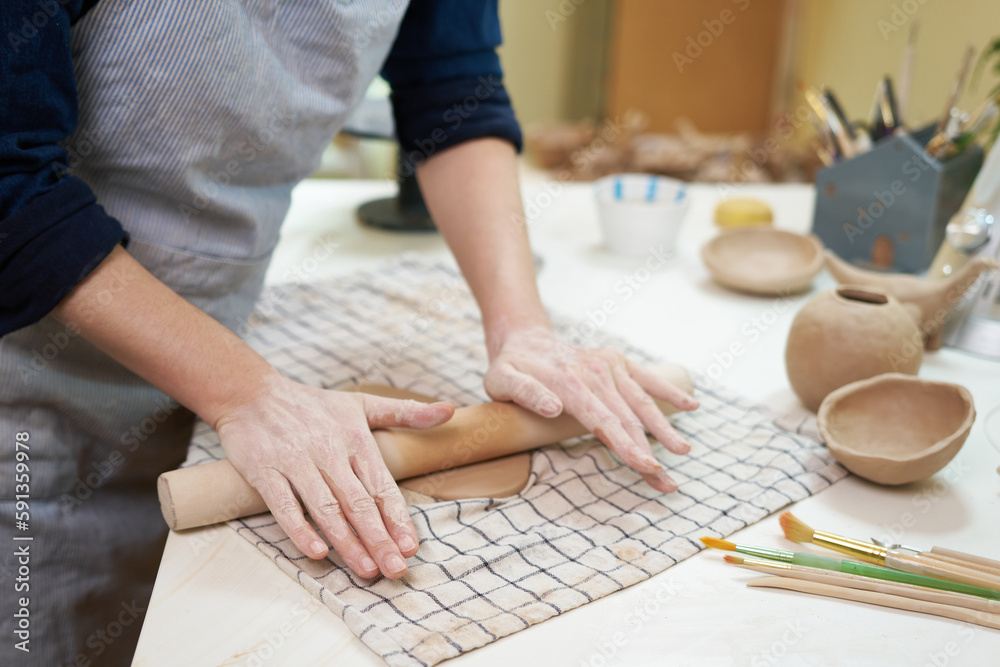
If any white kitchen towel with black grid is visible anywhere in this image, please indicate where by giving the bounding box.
[180,253,847,667]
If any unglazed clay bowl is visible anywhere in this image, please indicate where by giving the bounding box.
[817,373,975,485]
[701,228,824,295]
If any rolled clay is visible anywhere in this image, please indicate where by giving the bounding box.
[158,363,694,530]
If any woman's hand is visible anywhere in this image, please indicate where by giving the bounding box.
[483,326,698,493]
[215,375,455,579]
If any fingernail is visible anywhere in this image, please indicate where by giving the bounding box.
[643,455,663,470]
[310,540,326,556]
[539,397,560,416]
[361,556,378,572]
[385,554,407,574]
[675,440,691,454]
[399,535,417,552]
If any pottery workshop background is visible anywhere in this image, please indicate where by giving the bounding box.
[329,0,1000,183]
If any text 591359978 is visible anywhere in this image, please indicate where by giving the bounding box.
[13,431,32,653]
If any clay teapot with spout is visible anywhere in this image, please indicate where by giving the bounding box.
[823,251,998,350]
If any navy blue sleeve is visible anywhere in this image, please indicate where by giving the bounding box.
[1,1,127,337]
[381,0,523,175]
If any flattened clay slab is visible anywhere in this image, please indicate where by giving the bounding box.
[346,384,441,403]
[701,228,824,295]
[344,361,695,501]
[398,453,533,500]
[344,383,533,500]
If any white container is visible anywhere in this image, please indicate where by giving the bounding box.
[594,174,690,257]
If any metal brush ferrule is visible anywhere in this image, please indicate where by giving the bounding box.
[813,530,887,564]
[736,545,794,562]
[741,557,793,571]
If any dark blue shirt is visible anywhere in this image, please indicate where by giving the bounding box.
[0,0,521,337]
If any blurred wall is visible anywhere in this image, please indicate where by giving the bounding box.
[497,0,1000,131]
[794,0,1000,130]
[498,0,609,125]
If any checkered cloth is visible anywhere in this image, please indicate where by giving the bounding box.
[181,254,846,666]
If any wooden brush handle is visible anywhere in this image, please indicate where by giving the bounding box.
[747,577,1000,630]
[922,552,1000,577]
[733,563,999,614]
[887,552,1000,593]
[158,365,694,530]
[930,547,1000,575]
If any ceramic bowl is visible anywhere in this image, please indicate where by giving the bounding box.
[817,373,975,485]
[594,174,690,256]
[701,228,824,295]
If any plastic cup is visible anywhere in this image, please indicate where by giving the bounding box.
[594,174,690,257]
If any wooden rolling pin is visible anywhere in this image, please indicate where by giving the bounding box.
[159,365,693,530]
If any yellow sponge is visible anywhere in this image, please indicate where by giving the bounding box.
[714,198,773,228]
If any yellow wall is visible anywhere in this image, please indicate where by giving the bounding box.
[794,0,1000,131]
[498,0,609,125]
[498,0,1000,131]
[498,1,572,124]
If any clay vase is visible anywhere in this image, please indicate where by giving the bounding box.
[823,251,999,350]
[785,286,923,412]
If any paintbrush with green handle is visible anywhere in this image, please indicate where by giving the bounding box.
[700,537,1000,600]
[779,512,1000,592]
[724,555,1000,617]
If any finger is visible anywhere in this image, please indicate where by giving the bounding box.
[484,362,563,417]
[352,449,419,559]
[361,395,455,429]
[321,429,409,579]
[287,465,380,578]
[587,364,651,450]
[627,360,699,411]
[251,467,331,561]
[613,365,691,456]
[560,377,661,476]
[325,469,409,579]
[641,469,679,494]
[585,368,678,493]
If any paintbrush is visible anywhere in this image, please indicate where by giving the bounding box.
[879,77,900,136]
[870,77,900,141]
[724,555,1000,614]
[873,538,1000,577]
[897,20,918,123]
[935,45,975,135]
[747,576,1000,631]
[779,512,1000,592]
[805,86,856,159]
[930,546,1000,574]
[700,537,1000,600]
[822,88,859,158]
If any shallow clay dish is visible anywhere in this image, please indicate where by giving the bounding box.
[701,228,824,295]
[348,363,694,500]
[817,373,975,485]
[399,453,532,500]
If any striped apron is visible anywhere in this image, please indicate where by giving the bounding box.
[0,1,408,664]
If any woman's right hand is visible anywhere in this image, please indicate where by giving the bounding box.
[214,374,455,579]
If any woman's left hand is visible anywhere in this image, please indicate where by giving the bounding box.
[483,326,698,492]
